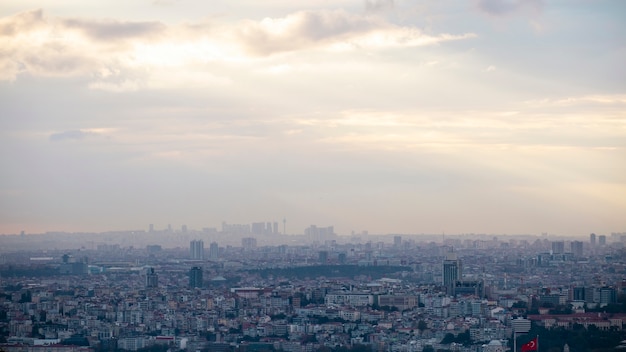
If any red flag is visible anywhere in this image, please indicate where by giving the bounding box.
[521,337,538,352]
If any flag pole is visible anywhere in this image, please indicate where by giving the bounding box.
[514,332,516,352]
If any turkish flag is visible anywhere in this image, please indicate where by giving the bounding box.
[521,337,538,352]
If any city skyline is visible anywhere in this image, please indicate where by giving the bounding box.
[1,1,625,236]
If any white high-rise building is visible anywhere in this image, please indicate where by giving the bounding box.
[190,240,204,260]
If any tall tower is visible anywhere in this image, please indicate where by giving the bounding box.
[189,266,203,288]
[443,252,462,296]
[146,267,158,288]
[209,242,219,260]
[590,233,596,247]
[190,240,204,260]
[283,218,286,235]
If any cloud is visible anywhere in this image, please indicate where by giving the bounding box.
[234,10,475,55]
[365,0,395,13]
[62,18,166,40]
[0,8,474,86]
[474,0,543,16]
[49,129,100,142]
[0,9,45,36]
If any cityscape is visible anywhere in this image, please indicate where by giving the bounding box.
[1,1,625,352]
[1,226,626,352]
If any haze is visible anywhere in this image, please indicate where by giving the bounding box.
[1,0,625,236]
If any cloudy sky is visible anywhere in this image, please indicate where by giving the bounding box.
[1,0,625,236]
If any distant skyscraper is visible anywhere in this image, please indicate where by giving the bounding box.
[571,241,583,257]
[305,225,335,242]
[394,236,402,248]
[145,267,158,288]
[443,252,462,295]
[590,233,596,246]
[551,241,565,254]
[182,225,188,233]
[242,237,257,250]
[318,251,328,263]
[599,235,606,246]
[209,242,219,260]
[251,222,265,235]
[149,224,154,233]
[189,266,203,288]
[190,240,204,260]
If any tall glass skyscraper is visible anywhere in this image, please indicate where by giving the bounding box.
[443,252,462,295]
[189,266,203,288]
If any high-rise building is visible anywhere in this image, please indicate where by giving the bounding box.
[394,236,402,248]
[190,240,204,260]
[318,251,328,263]
[242,237,257,250]
[251,222,265,235]
[599,235,607,246]
[571,241,583,257]
[209,242,219,260]
[146,267,158,288]
[551,241,565,254]
[590,233,596,246]
[443,252,462,295]
[189,266,203,288]
[305,225,335,242]
[273,222,279,234]
[600,287,617,306]
[149,224,154,233]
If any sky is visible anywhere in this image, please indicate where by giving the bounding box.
[1,0,625,236]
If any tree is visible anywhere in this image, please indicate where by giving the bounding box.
[440,333,455,344]
[417,320,428,333]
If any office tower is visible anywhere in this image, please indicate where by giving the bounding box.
[590,233,596,246]
[443,252,462,295]
[571,241,583,257]
[273,222,279,235]
[251,222,265,235]
[182,225,188,233]
[146,267,158,288]
[149,224,154,233]
[318,251,328,263]
[600,287,617,306]
[242,237,257,250]
[551,241,565,254]
[599,235,606,246]
[305,225,335,242]
[190,240,204,260]
[209,242,219,260]
[394,236,402,248]
[189,266,203,288]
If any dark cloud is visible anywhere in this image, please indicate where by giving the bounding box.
[475,0,543,16]
[49,130,96,142]
[62,18,166,40]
